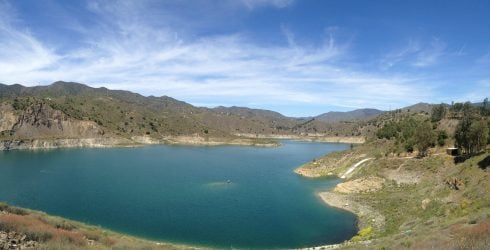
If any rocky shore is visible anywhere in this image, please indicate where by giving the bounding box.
[0,135,279,151]
[318,192,385,231]
[234,133,365,144]
[0,138,136,150]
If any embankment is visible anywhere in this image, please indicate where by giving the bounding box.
[0,135,279,150]
[234,133,365,144]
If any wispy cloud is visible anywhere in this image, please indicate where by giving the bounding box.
[0,0,475,116]
[0,1,59,78]
[381,38,446,68]
[241,0,294,9]
[413,38,446,67]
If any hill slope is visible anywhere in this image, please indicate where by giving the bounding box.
[296,106,490,249]
[315,108,384,123]
[0,81,370,149]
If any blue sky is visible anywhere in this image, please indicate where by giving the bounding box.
[0,0,489,117]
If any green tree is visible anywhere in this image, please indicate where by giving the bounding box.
[481,97,489,116]
[414,121,436,157]
[437,130,448,146]
[455,115,488,155]
[376,121,399,139]
[469,120,489,153]
[450,102,464,113]
[431,104,447,122]
[462,102,477,117]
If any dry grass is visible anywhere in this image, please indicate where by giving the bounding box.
[454,220,490,250]
[0,213,86,246]
[0,203,195,249]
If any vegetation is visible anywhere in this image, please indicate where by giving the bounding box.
[2,82,490,248]
[0,82,373,143]
[298,98,490,249]
[375,98,490,158]
[431,103,447,122]
[414,121,436,157]
[376,116,434,156]
[437,130,448,146]
[0,203,191,249]
[454,100,490,155]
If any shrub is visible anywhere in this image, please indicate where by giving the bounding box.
[0,203,29,215]
[0,213,86,246]
[414,121,436,157]
[351,226,373,241]
[437,130,448,146]
[431,104,447,122]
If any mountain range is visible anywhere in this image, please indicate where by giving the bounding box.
[0,81,386,147]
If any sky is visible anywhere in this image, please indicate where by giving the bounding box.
[0,0,489,117]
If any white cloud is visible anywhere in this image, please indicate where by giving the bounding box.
[0,1,59,79]
[0,0,439,115]
[380,38,446,68]
[241,0,294,9]
[413,38,446,67]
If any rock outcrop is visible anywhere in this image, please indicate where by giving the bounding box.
[0,231,37,249]
[3,102,103,139]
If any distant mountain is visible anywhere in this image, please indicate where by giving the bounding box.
[213,106,289,120]
[315,108,384,123]
[0,82,366,143]
[400,102,433,113]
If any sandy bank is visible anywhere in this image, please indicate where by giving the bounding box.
[318,192,384,231]
[334,176,386,193]
[0,138,137,150]
[0,135,279,150]
[234,133,365,144]
[160,135,279,147]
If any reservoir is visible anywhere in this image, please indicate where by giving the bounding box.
[0,140,357,249]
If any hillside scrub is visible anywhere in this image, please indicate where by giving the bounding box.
[376,116,436,156]
[0,203,193,249]
[454,100,490,155]
[1,82,372,148]
[296,99,490,249]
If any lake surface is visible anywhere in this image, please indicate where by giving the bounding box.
[0,140,357,249]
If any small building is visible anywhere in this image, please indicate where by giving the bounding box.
[446,147,459,156]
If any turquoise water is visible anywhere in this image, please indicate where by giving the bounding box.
[0,140,356,249]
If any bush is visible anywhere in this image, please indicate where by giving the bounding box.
[351,226,373,241]
[431,104,447,122]
[414,121,436,157]
[455,116,489,155]
[437,130,448,146]
[0,203,29,215]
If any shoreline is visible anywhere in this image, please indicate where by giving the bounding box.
[0,134,360,151]
[296,152,384,249]
[233,133,365,144]
[0,135,280,151]
[298,189,383,250]
[1,137,366,249]
[317,192,384,231]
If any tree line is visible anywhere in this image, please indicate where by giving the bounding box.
[377,98,489,157]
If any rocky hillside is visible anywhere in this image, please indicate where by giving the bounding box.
[297,103,490,249]
[0,82,375,148]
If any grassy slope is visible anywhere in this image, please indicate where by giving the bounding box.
[297,141,490,249]
[0,203,198,250]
